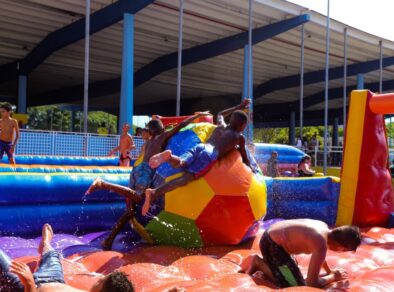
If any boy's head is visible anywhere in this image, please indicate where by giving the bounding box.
[328,225,361,252]
[135,127,142,136]
[229,110,248,132]
[122,124,131,133]
[0,103,12,118]
[90,271,134,292]
[271,151,278,159]
[147,119,164,136]
[141,128,150,140]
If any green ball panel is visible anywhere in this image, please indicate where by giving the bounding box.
[146,211,203,248]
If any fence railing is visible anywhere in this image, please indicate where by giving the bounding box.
[298,145,394,168]
[15,129,144,158]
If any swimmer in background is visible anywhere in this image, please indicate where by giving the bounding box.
[86,112,209,250]
[297,155,315,177]
[0,224,135,291]
[0,103,19,164]
[143,100,256,216]
[108,123,135,167]
[240,219,361,288]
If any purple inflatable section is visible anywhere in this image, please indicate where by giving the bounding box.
[0,218,283,259]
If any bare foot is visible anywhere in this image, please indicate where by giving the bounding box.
[142,189,155,216]
[85,178,102,195]
[149,150,172,169]
[101,237,113,251]
[38,224,53,255]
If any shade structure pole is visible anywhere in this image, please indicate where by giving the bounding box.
[343,27,347,135]
[299,24,305,137]
[246,0,254,142]
[379,40,383,93]
[83,0,90,133]
[176,0,185,116]
[323,0,330,175]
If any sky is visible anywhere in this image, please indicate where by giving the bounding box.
[286,0,394,41]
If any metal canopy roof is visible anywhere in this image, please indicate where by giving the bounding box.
[0,0,393,125]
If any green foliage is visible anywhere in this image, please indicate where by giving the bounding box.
[254,126,326,145]
[27,106,118,134]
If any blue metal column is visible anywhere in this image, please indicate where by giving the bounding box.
[289,111,296,145]
[119,13,134,134]
[242,45,253,142]
[357,74,364,89]
[18,75,27,113]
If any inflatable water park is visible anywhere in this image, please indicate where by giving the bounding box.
[1,90,394,291]
[1,0,394,291]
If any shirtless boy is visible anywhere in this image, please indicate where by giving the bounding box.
[85,112,208,250]
[240,219,361,288]
[0,103,19,164]
[108,123,135,167]
[143,101,255,216]
[0,224,134,292]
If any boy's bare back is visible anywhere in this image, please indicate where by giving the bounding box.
[269,219,329,255]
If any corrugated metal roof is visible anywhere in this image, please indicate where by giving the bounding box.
[0,0,393,113]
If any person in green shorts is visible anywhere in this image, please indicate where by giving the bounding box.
[240,219,361,288]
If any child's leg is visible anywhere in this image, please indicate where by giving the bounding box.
[239,255,275,282]
[34,224,65,285]
[149,150,183,169]
[85,178,141,202]
[102,210,133,250]
[142,172,195,216]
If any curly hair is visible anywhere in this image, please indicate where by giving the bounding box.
[101,271,134,292]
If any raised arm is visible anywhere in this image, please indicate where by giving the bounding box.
[217,99,250,127]
[164,112,209,140]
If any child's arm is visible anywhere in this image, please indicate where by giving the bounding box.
[164,112,210,140]
[108,146,120,156]
[217,99,250,127]
[129,136,136,151]
[238,135,251,168]
[11,120,20,153]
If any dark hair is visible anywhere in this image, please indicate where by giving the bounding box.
[331,225,361,251]
[0,103,12,112]
[141,128,148,133]
[147,119,164,132]
[297,155,311,168]
[101,271,134,292]
[231,110,248,124]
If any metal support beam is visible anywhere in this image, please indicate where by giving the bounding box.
[83,0,91,133]
[299,24,305,137]
[254,56,394,99]
[343,27,348,135]
[379,40,383,93]
[289,111,296,146]
[119,13,134,134]
[0,0,155,84]
[71,110,76,132]
[32,15,310,105]
[323,0,330,175]
[17,75,27,114]
[357,74,364,89]
[176,0,184,116]
[246,0,254,142]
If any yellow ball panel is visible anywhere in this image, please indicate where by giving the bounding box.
[248,174,267,220]
[165,174,215,220]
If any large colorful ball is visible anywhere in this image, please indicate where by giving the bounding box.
[146,123,267,247]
